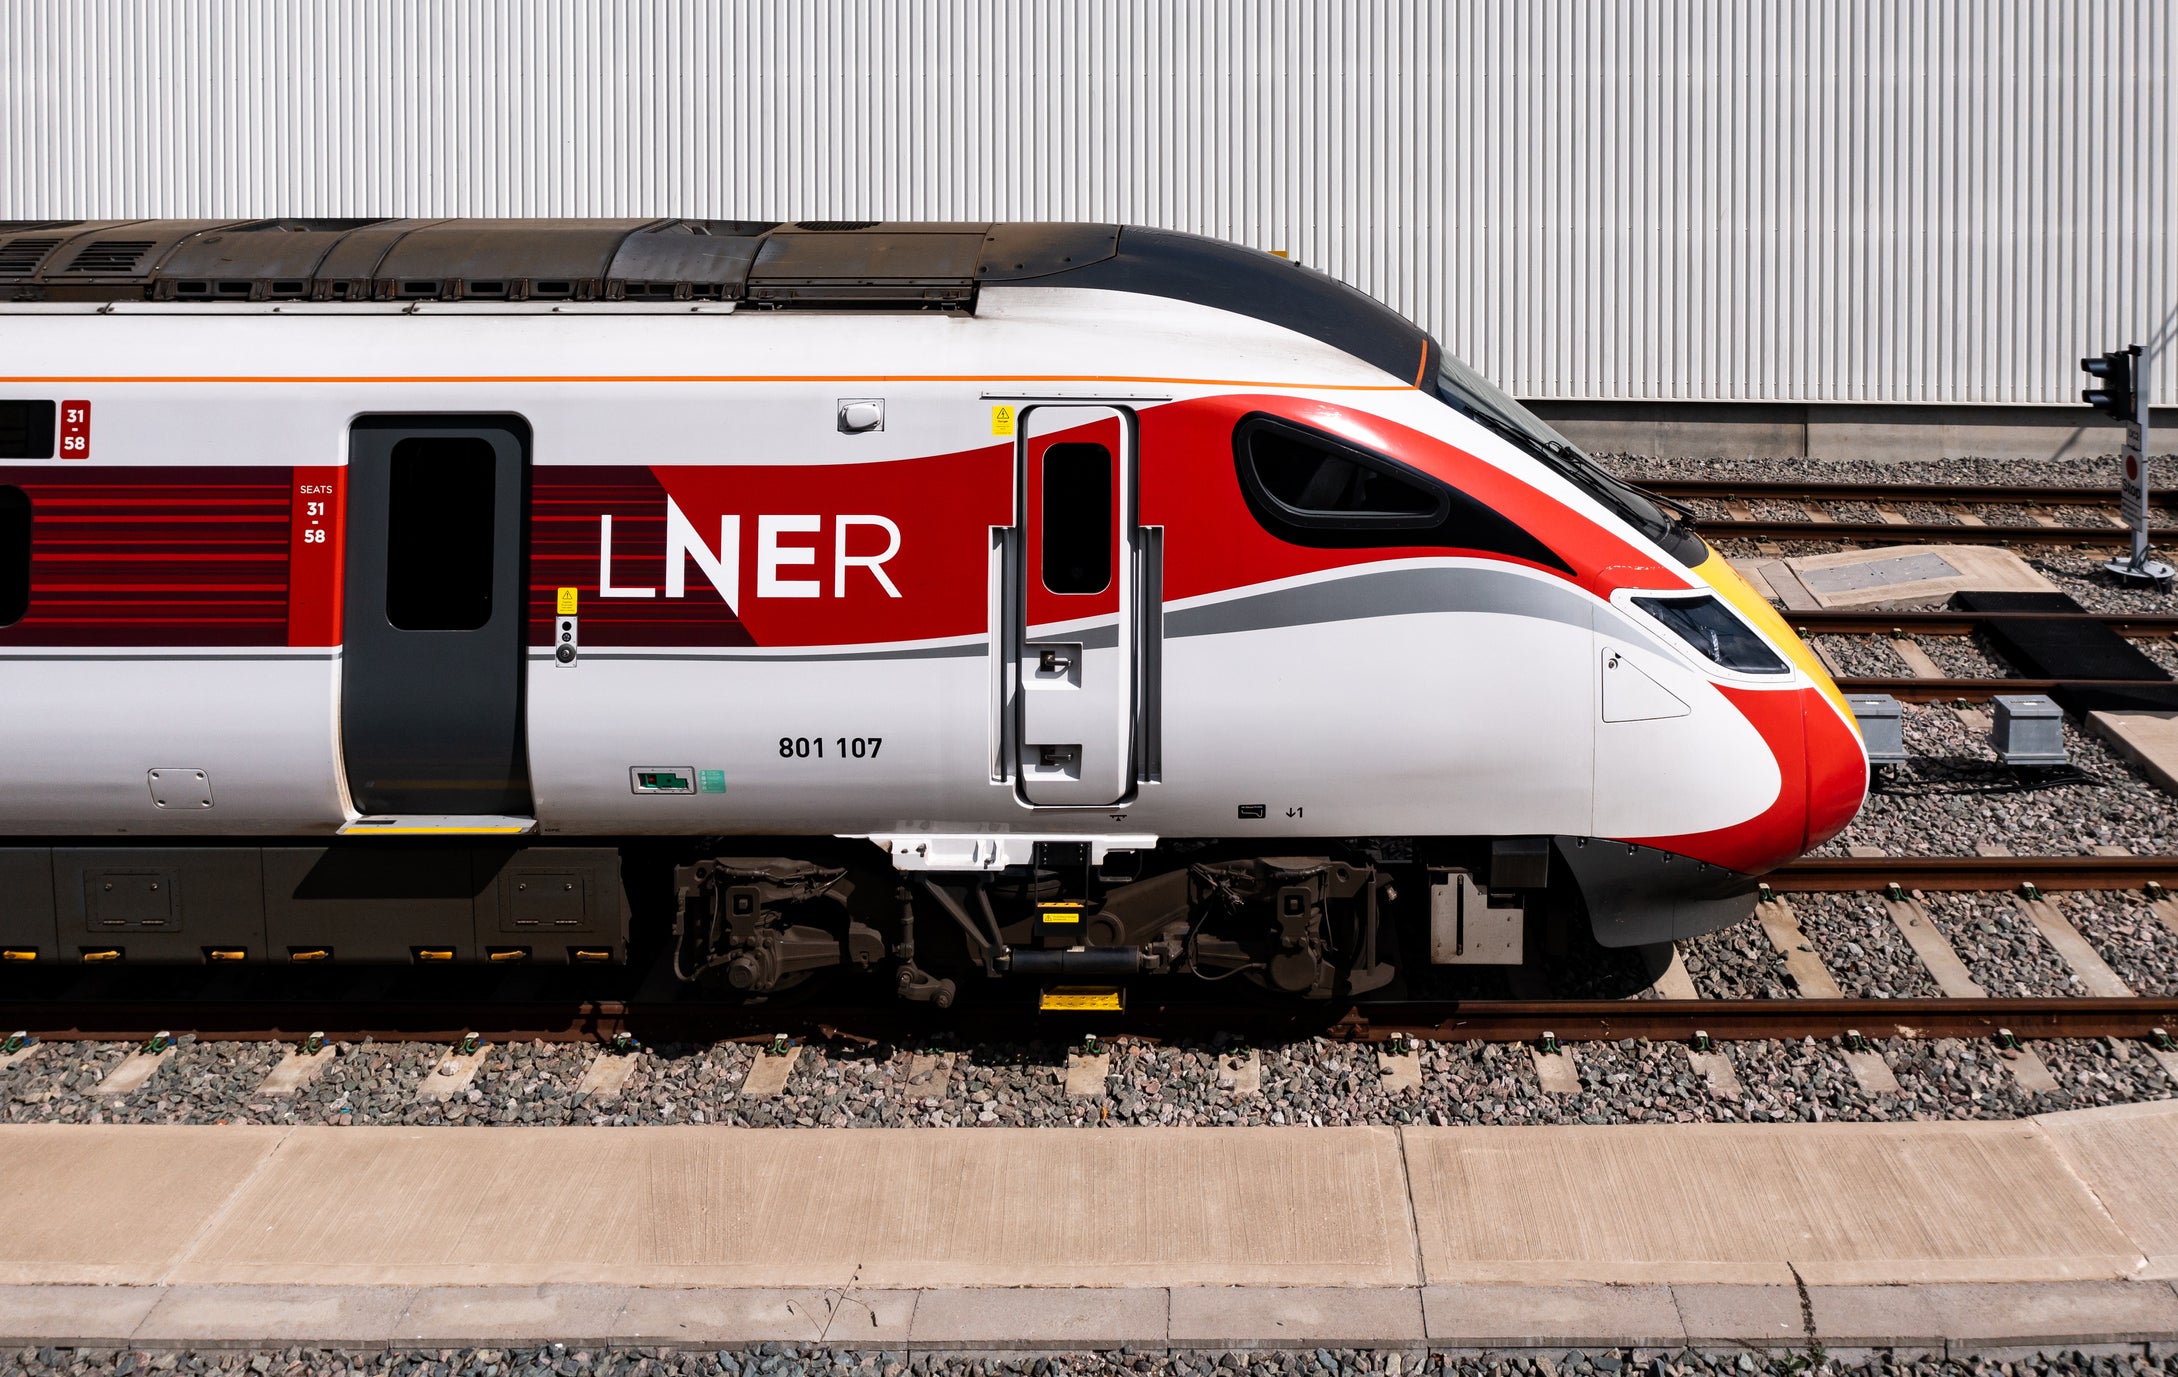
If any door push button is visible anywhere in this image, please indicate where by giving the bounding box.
[555,616,578,666]
[837,398,885,433]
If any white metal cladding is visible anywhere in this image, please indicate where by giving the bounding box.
[0,0,2171,406]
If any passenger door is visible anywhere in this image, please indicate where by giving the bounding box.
[340,416,534,821]
[1012,405,1142,806]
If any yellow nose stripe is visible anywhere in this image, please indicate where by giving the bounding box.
[1686,545,1859,736]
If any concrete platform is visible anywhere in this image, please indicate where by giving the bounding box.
[6,1104,2178,1353]
[2090,710,2178,796]
[1781,543,2055,608]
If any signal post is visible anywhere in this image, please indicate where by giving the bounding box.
[2084,344,2174,591]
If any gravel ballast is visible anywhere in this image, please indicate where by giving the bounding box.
[4,1025,2171,1128]
[1821,705,2178,857]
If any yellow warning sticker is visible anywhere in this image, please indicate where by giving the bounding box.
[556,586,579,615]
[991,404,1017,438]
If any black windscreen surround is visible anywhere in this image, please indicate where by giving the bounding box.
[0,401,56,459]
[1234,413,1570,572]
[0,485,28,626]
[386,437,496,630]
[1041,442,1114,594]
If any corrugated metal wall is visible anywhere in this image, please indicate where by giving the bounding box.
[1,0,2171,406]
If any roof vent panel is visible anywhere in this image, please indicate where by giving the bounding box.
[67,240,156,273]
[0,238,65,276]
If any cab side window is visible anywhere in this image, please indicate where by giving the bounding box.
[0,485,29,627]
[1233,413,1569,571]
[0,401,56,459]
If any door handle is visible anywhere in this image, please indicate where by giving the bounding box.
[1038,648,1074,673]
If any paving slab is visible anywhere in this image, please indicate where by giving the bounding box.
[1169,1286,1423,1349]
[2088,710,2178,796]
[1783,544,2055,609]
[614,1287,915,1346]
[2035,1100,2178,1277]
[0,1125,282,1285]
[1666,1284,1807,1348]
[1401,1121,2141,1286]
[0,1283,162,1345]
[177,1126,1418,1289]
[909,1287,1167,1350]
[137,1283,419,1347]
[1420,1284,1683,1348]
[395,1282,631,1346]
[1917,1281,2178,1350]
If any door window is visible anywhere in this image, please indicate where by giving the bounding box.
[385,436,496,630]
[1040,442,1114,595]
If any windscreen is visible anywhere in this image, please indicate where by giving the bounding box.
[1429,348,1706,565]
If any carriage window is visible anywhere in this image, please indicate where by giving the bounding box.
[0,486,28,626]
[1232,411,1572,571]
[1042,442,1113,595]
[386,437,495,630]
[1239,416,1445,526]
[0,401,56,459]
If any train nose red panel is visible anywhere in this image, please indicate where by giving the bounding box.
[1803,688,1870,849]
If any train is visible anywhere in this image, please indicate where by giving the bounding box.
[0,218,1867,1002]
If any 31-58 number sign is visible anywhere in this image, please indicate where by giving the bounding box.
[58,400,89,459]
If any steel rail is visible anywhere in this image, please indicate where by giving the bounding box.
[1829,674,2177,702]
[1697,518,2145,546]
[1788,610,2178,637]
[1772,854,2178,891]
[5,992,2176,1047]
[1643,480,2171,508]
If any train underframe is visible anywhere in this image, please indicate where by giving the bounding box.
[0,836,1760,990]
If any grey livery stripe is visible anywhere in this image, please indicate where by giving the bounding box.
[1165,566,1598,640]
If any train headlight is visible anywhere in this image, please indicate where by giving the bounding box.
[1632,594,1789,675]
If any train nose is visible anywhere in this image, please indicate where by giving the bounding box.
[1802,686,1870,849]
[1684,545,1870,851]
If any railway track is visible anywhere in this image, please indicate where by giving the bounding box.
[2,855,2171,1048]
[1639,478,2166,547]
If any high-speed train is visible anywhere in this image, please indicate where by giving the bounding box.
[0,218,1866,1000]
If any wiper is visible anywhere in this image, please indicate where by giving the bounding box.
[1443,391,1700,536]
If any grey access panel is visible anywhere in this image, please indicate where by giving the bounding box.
[0,848,57,958]
[264,845,486,962]
[475,847,629,962]
[53,847,266,961]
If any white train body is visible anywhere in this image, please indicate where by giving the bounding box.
[0,220,1865,988]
